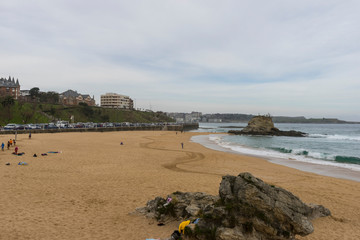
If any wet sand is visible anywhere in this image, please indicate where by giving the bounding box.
[0,131,359,240]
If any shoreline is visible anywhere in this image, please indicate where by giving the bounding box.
[191,134,360,182]
[1,131,360,239]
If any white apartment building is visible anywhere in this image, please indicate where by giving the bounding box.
[100,93,133,109]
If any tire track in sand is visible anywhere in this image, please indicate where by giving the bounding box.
[140,137,221,176]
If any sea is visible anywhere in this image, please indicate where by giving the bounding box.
[191,122,360,182]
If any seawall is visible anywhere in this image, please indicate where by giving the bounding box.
[0,123,199,135]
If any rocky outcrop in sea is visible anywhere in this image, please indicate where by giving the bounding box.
[228,116,306,137]
[136,172,330,240]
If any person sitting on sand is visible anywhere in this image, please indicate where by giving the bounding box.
[179,220,191,234]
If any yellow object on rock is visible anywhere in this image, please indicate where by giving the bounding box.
[179,220,191,234]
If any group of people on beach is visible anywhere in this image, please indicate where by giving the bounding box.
[1,138,16,151]
[1,138,23,156]
[1,133,62,166]
[1,132,32,152]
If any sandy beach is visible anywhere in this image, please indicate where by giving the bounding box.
[0,131,359,240]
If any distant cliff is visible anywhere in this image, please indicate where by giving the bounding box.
[202,113,359,124]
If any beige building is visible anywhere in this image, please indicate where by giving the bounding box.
[60,90,96,106]
[100,93,133,109]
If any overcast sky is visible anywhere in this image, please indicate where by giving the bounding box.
[1,1,359,121]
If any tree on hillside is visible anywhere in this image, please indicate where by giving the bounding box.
[1,96,15,107]
[39,91,59,104]
[21,105,35,123]
[29,87,40,99]
[79,102,94,117]
[1,96,15,121]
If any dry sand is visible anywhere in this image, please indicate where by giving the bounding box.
[0,131,359,240]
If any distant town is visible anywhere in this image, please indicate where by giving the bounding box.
[1,76,358,124]
[1,76,133,110]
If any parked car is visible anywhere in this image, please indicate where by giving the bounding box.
[38,123,47,129]
[4,123,17,130]
[27,124,38,129]
[74,122,84,128]
[15,124,25,130]
[46,123,58,129]
[56,121,69,128]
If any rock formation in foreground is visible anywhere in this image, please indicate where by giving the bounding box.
[228,116,306,137]
[137,173,330,240]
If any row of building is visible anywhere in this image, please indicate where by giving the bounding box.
[0,77,134,109]
[167,112,203,123]
[166,112,224,123]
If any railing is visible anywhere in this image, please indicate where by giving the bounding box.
[0,123,199,134]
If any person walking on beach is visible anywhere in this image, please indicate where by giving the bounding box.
[1,142,4,151]
[7,141,10,150]
[29,132,31,139]
[10,139,13,146]
[181,142,184,149]
[15,146,18,155]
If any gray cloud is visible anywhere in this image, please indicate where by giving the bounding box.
[1,0,359,120]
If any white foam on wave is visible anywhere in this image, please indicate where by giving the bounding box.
[209,136,223,143]
[207,135,360,172]
[291,148,307,154]
[282,148,340,162]
[309,134,360,141]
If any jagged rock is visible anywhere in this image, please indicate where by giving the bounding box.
[137,173,330,240]
[229,116,306,137]
[242,115,278,133]
[136,191,219,223]
[218,173,330,239]
[217,227,247,240]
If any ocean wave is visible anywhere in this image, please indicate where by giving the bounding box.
[335,156,360,165]
[309,134,360,141]
[269,147,360,165]
[269,147,292,153]
[269,147,310,155]
[206,136,360,171]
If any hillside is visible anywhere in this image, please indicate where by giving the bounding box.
[0,101,174,125]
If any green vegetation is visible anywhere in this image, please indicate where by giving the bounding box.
[0,99,174,125]
[0,99,48,124]
[29,87,60,104]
